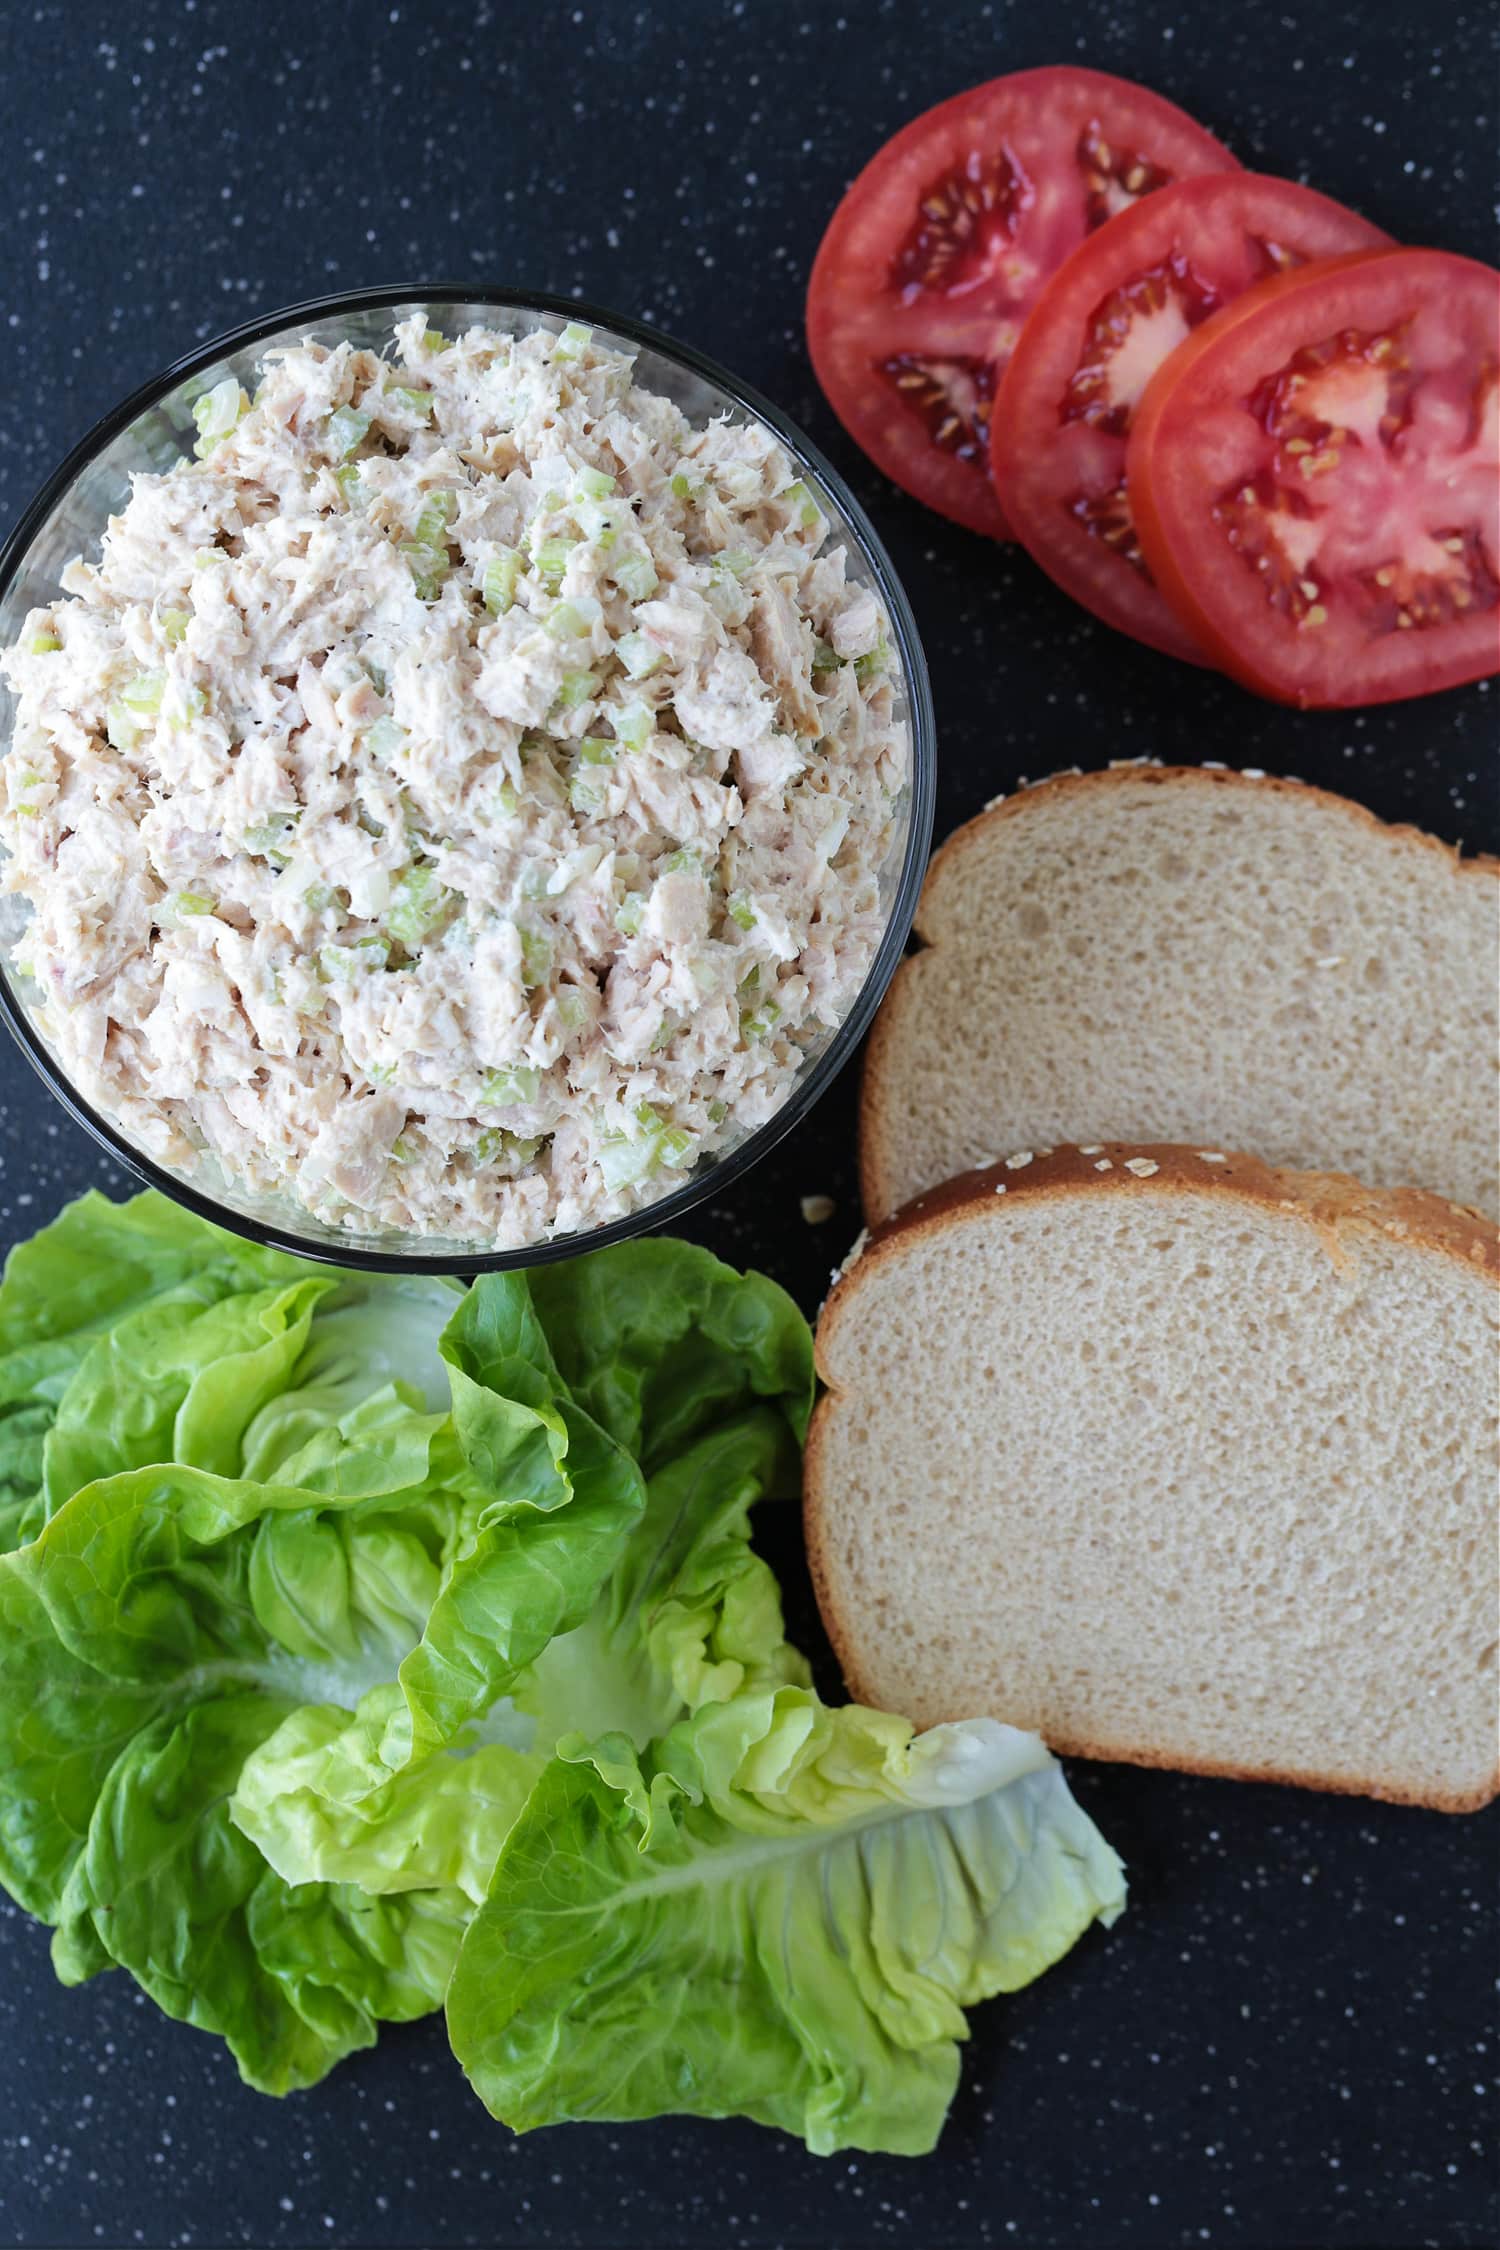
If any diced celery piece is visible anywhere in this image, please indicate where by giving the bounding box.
[579,736,616,766]
[545,598,599,642]
[165,684,209,728]
[302,883,335,913]
[105,702,143,752]
[742,998,783,1040]
[389,386,436,419]
[781,479,822,530]
[413,488,459,546]
[319,937,387,979]
[533,536,575,586]
[811,639,838,673]
[122,670,167,713]
[363,659,389,696]
[390,1134,416,1163]
[496,781,520,818]
[569,774,604,816]
[614,893,643,937]
[476,1127,543,1166]
[26,631,61,656]
[519,927,552,986]
[192,378,246,457]
[657,1126,694,1168]
[574,464,616,500]
[482,548,523,617]
[554,670,597,711]
[597,1135,655,1193]
[556,990,589,1031]
[519,862,552,900]
[161,610,192,645]
[418,325,449,353]
[479,1064,541,1108]
[367,1061,397,1085]
[364,717,407,760]
[243,814,299,856]
[334,463,365,510]
[854,638,893,680]
[650,1014,676,1052]
[669,472,696,501]
[402,543,451,602]
[327,405,371,458]
[613,701,651,752]
[715,549,754,579]
[172,891,216,918]
[386,865,451,945]
[617,632,663,680]
[707,1099,727,1124]
[553,321,592,363]
[663,849,700,876]
[636,1101,665,1130]
[727,892,755,931]
[611,551,658,602]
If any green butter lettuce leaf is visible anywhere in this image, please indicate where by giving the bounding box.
[530,1238,814,1467]
[0,1205,655,2092]
[0,1190,306,1555]
[0,1189,1125,2143]
[447,1687,1126,2157]
[231,1261,811,1902]
[50,1691,467,2093]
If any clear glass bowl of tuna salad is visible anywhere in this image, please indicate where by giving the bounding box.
[0,288,933,1271]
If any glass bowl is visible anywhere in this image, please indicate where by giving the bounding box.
[0,286,934,1274]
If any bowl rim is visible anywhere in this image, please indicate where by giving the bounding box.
[0,282,935,1275]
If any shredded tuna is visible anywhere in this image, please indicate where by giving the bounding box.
[0,316,907,1247]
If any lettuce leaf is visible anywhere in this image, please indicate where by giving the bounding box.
[447,1687,1125,2157]
[0,1204,651,2089]
[231,1270,813,1899]
[0,1190,1127,2147]
[0,1190,304,1553]
[529,1237,815,1466]
[50,1691,467,2093]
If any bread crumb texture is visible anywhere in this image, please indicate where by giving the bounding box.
[860,766,1499,1225]
[810,1144,1499,1813]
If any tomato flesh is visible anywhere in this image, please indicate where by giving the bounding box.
[806,67,1238,538]
[1128,249,1500,706]
[991,174,1390,658]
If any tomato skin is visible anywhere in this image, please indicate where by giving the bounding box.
[991,174,1391,661]
[1127,249,1500,707]
[806,66,1239,540]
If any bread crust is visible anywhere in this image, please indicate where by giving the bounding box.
[805,1140,1500,1815]
[858,763,1500,1225]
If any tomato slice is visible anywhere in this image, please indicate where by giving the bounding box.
[806,67,1238,539]
[991,174,1390,659]
[1127,249,1500,706]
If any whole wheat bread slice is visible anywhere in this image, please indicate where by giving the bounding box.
[806,1144,1499,1812]
[860,766,1500,1225]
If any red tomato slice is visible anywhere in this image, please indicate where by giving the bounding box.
[806,66,1238,539]
[991,174,1391,659]
[1127,249,1500,706]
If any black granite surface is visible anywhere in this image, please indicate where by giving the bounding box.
[0,2,1496,2245]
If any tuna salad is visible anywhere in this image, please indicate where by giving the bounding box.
[0,315,908,1246]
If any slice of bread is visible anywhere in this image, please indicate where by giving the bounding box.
[806,1144,1500,1813]
[859,766,1500,1225]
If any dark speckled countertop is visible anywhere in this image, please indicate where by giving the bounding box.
[0,3,1496,2246]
